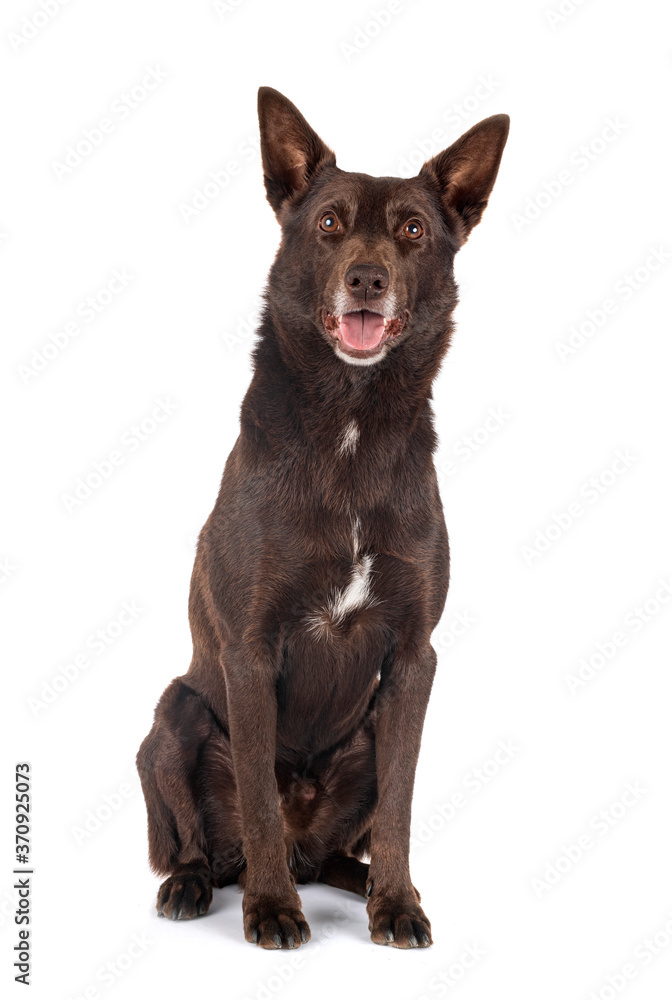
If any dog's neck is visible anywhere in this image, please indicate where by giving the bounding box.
[241,311,451,455]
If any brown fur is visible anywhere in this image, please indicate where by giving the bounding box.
[137,87,509,949]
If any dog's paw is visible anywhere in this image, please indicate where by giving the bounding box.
[156,871,212,920]
[366,887,432,948]
[243,892,311,949]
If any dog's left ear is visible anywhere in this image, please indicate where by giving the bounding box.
[419,114,509,244]
[257,87,336,216]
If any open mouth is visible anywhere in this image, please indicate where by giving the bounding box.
[322,308,406,359]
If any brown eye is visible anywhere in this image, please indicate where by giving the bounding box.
[319,212,340,233]
[403,219,424,240]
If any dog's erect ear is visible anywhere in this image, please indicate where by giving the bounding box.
[257,87,336,216]
[419,114,509,244]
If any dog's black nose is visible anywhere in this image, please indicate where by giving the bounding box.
[344,264,389,300]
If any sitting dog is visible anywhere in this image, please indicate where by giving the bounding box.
[137,86,509,949]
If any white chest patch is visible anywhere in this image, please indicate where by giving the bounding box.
[306,521,378,640]
[352,515,361,558]
[330,554,374,621]
[338,420,360,456]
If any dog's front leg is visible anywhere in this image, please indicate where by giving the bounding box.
[224,647,310,949]
[367,644,436,948]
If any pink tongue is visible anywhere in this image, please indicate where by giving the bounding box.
[340,311,385,350]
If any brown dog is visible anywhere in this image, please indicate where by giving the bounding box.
[137,87,508,950]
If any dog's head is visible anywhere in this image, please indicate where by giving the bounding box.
[258,87,509,369]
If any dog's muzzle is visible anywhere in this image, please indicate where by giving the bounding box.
[322,308,406,360]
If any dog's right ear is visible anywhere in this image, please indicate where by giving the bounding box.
[257,87,336,216]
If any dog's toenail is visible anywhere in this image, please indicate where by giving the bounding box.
[386,930,394,941]
[420,933,430,946]
[409,935,418,947]
[273,933,282,947]
[365,882,373,897]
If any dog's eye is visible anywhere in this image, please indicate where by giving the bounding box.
[403,219,424,240]
[319,212,340,233]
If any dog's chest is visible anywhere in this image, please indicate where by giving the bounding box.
[304,514,378,641]
[275,508,389,751]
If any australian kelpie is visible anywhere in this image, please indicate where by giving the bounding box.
[137,87,509,949]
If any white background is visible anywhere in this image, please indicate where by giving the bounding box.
[2,1,671,998]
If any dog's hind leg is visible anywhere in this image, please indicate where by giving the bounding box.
[137,678,220,920]
[317,854,370,897]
